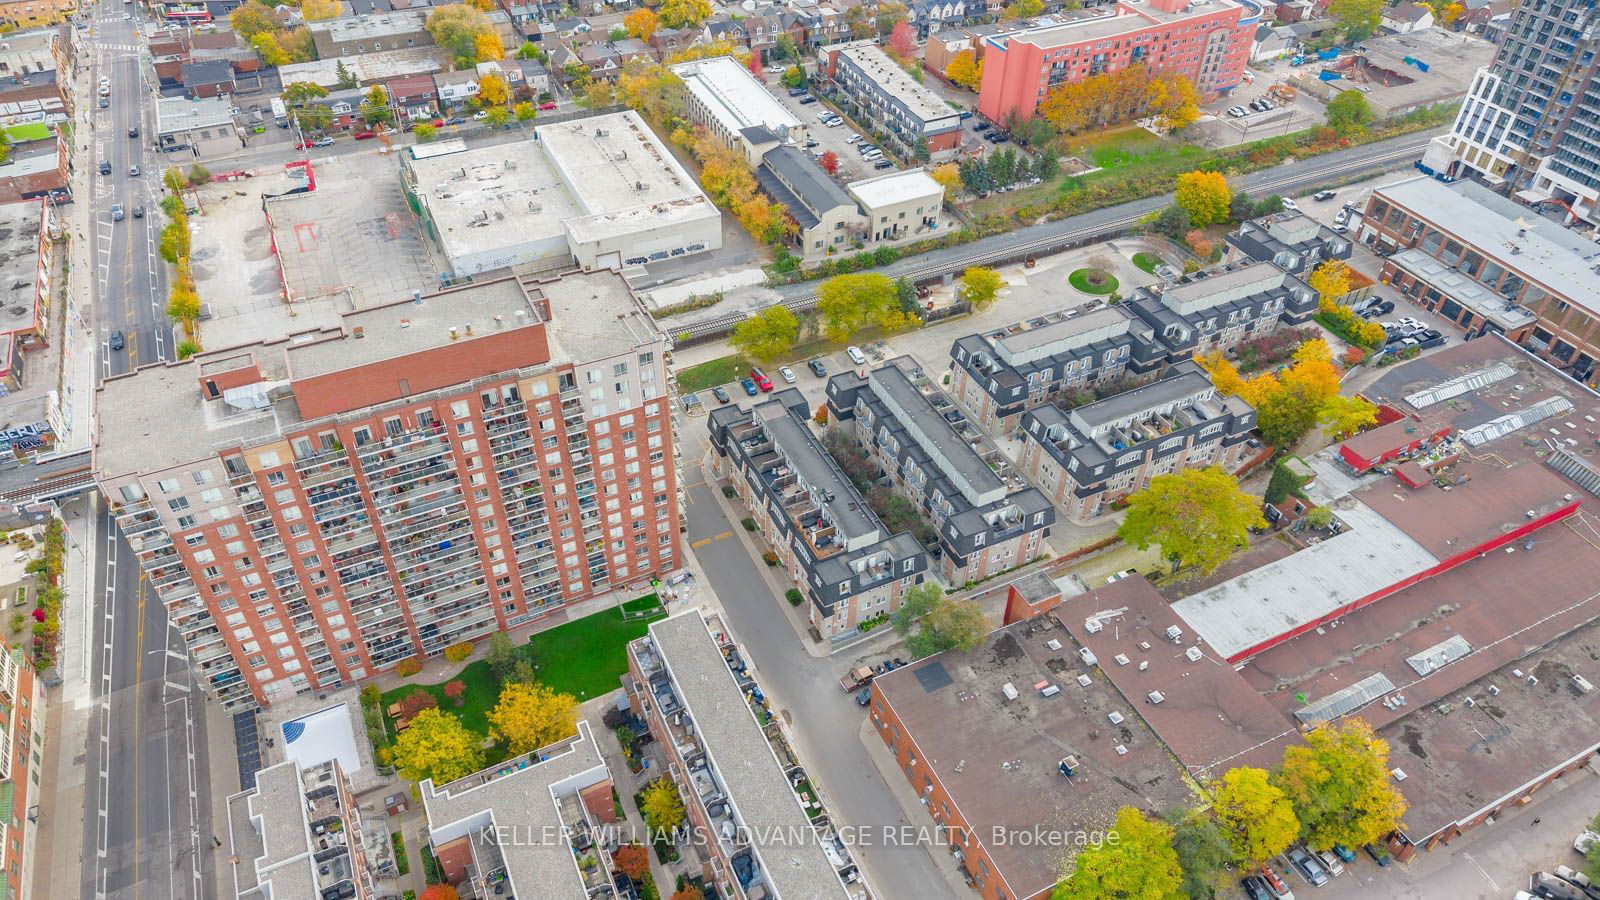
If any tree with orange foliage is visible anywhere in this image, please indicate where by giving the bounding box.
[887,21,915,60]
[819,150,840,175]
[420,886,459,900]
[614,844,650,881]
[1185,229,1214,259]
[623,7,659,41]
[747,53,766,81]
[945,49,982,91]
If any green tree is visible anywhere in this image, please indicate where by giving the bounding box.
[640,778,686,832]
[413,123,438,141]
[388,708,485,785]
[609,26,629,41]
[1256,381,1324,448]
[895,276,919,317]
[1153,204,1191,241]
[486,631,519,683]
[1328,0,1383,40]
[1584,812,1600,883]
[890,582,989,658]
[335,60,358,90]
[426,3,498,68]
[1032,151,1059,181]
[1174,170,1231,227]
[487,682,579,754]
[1325,90,1373,134]
[1052,807,1184,900]
[1273,718,1408,851]
[282,81,328,106]
[990,146,1017,186]
[513,101,537,121]
[817,273,908,342]
[1166,808,1232,900]
[1213,767,1301,866]
[960,266,1003,310]
[1119,466,1266,574]
[485,106,511,126]
[730,305,800,364]
[175,339,200,360]
[1229,190,1254,223]
[515,41,544,60]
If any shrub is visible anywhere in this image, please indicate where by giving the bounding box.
[443,641,474,663]
[741,517,757,532]
[443,680,467,706]
[360,684,381,707]
[396,658,422,677]
[785,588,804,607]
[762,550,779,566]
[721,484,737,499]
[814,405,828,425]
[398,691,438,719]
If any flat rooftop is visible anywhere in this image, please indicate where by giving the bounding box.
[307,10,425,41]
[1160,261,1291,316]
[869,362,1005,506]
[873,609,1196,899]
[1387,248,1536,328]
[1060,578,1295,776]
[670,55,802,137]
[418,721,608,899]
[992,306,1130,366]
[229,761,321,900]
[837,44,957,124]
[403,136,577,266]
[0,200,43,335]
[1375,176,1600,310]
[991,0,1245,50]
[155,95,234,133]
[1071,366,1215,432]
[276,47,446,88]
[846,168,942,210]
[760,403,879,541]
[648,611,850,899]
[536,109,713,220]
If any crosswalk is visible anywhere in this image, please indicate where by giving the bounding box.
[94,42,140,52]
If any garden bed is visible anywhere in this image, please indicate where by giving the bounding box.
[1068,268,1119,295]
[1132,252,1161,274]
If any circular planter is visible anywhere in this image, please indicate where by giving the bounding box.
[1069,268,1120,295]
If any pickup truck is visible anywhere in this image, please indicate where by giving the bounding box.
[840,665,876,692]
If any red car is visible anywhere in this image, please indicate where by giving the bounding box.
[750,367,773,392]
[353,130,376,140]
[539,101,558,111]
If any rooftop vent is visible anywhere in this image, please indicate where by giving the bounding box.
[1076,674,1092,687]
[1391,767,1407,781]
[1165,625,1183,643]
[1079,648,1098,667]
[1147,690,1165,704]
[1574,675,1594,694]
[1045,639,1062,651]
[1184,647,1203,663]
[1001,682,1019,701]
[1107,711,1125,725]
[1114,654,1130,666]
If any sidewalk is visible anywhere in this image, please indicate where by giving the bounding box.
[855,718,972,896]
[584,697,680,896]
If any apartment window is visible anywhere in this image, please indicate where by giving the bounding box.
[266,472,286,486]
[168,497,191,512]
[158,478,180,494]
[353,427,372,446]
[176,515,197,529]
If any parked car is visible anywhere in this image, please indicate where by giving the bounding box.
[787,86,807,97]
[779,365,796,384]
[1257,865,1295,899]
[98,161,111,175]
[1331,845,1356,864]
[974,121,991,132]
[1576,830,1600,854]
[353,130,376,140]
[740,377,758,396]
[816,109,835,122]
[711,385,730,404]
[847,133,863,144]
[1313,190,1336,201]
[750,367,773,392]
[129,164,140,176]
[1333,210,1350,226]
[1286,848,1328,887]
[1279,197,1299,211]
[1363,843,1391,866]
[539,101,558,110]
[825,117,845,127]
[1227,106,1248,117]
[846,345,867,366]
[110,330,125,351]
[958,110,973,119]
[873,159,893,169]
[445,117,465,125]
[1314,850,1345,877]
[472,110,489,120]
[798,95,817,104]
[807,358,827,377]
[99,97,109,108]
[854,687,872,706]
[1241,876,1274,900]
[312,136,334,147]
[987,132,1010,143]
[99,84,110,97]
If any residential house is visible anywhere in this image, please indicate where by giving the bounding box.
[516,56,550,95]
[385,73,438,120]
[1381,1,1434,32]
[1252,23,1297,62]
[1223,209,1353,276]
[433,69,481,107]
[577,42,622,80]
[181,59,236,98]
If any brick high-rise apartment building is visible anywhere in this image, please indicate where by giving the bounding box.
[976,0,1258,123]
[94,270,682,709]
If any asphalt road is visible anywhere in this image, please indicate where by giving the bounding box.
[78,5,214,898]
[90,7,166,376]
[681,477,954,900]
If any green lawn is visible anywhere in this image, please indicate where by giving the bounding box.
[378,594,667,745]
[1069,268,1120,295]
[677,354,751,393]
[1132,252,1161,274]
[527,595,665,699]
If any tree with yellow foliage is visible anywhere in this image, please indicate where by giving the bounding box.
[1001,0,1043,19]
[929,163,961,198]
[1272,718,1407,852]
[1146,71,1200,131]
[735,195,796,246]
[666,39,749,66]
[250,32,290,67]
[945,49,983,91]
[1213,767,1301,867]
[624,6,659,41]
[476,72,510,107]
[1318,394,1379,439]
[1307,259,1353,309]
[1196,351,1244,398]
[1292,337,1334,365]
[487,682,579,755]
[659,0,712,28]
[1119,466,1267,575]
[1174,171,1231,227]
[474,30,503,63]
[1438,1,1465,25]
[616,58,685,122]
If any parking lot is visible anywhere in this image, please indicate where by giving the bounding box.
[770,85,901,183]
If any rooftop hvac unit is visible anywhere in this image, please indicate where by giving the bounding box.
[1165,625,1183,643]
[1147,690,1166,704]
[1185,647,1203,662]
[1391,767,1407,781]
[1058,756,1079,777]
[1114,744,1128,755]
[1079,648,1098,667]
[1574,675,1594,693]
[1040,684,1061,698]
[1045,639,1062,651]
[1001,682,1019,701]
[1084,618,1103,634]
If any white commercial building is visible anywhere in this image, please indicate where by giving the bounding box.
[402,110,722,275]
[847,169,946,245]
[670,55,807,156]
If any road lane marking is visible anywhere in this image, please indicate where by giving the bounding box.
[713,530,734,541]
[691,538,711,548]
[1462,852,1497,891]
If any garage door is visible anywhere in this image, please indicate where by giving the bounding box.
[595,251,622,271]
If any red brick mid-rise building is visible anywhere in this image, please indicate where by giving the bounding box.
[976,0,1258,123]
[94,269,683,709]
[0,638,41,899]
